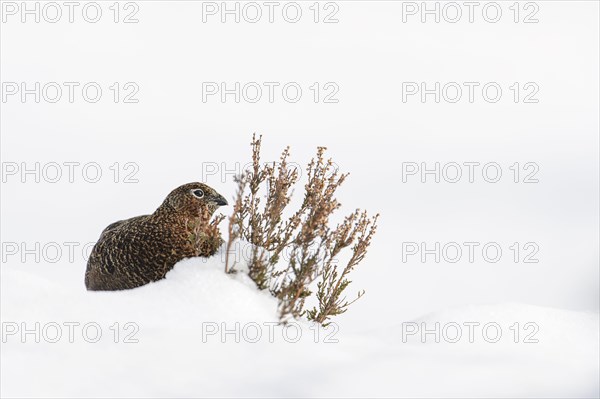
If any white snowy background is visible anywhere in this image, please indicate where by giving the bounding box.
[1,1,598,397]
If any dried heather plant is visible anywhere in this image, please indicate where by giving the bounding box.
[273,147,348,320]
[225,135,301,288]
[306,211,379,326]
[226,134,379,323]
[189,209,225,258]
[224,176,246,274]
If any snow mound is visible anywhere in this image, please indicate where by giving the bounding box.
[1,250,279,329]
[407,303,598,349]
[1,244,598,398]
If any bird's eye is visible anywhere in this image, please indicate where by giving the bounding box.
[191,189,204,198]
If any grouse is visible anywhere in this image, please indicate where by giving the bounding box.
[85,182,228,291]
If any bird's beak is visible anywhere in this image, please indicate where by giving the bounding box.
[211,194,228,207]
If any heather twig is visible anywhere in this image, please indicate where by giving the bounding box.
[227,135,379,323]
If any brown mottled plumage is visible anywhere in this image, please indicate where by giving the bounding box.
[85,183,228,291]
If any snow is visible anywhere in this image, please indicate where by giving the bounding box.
[1,243,598,398]
[1,1,599,396]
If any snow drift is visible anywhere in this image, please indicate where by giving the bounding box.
[1,243,598,398]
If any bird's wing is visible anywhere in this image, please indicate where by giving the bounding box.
[100,215,148,237]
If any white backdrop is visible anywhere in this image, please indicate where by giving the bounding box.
[1,1,599,397]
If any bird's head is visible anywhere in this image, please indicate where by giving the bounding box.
[157,182,228,220]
